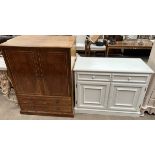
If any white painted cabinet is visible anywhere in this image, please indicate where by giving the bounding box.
[74,57,154,116]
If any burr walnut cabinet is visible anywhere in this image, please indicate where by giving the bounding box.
[0,35,75,117]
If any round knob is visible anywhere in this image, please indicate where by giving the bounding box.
[92,75,95,79]
[128,77,132,81]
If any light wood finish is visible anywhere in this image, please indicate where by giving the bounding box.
[2,35,75,48]
[74,57,153,116]
[0,35,75,117]
[85,35,105,56]
[106,39,153,56]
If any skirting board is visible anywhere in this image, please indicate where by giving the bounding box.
[74,108,141,117]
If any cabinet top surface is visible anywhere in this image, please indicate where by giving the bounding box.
[74,57,154,74]
[0,35,75,48]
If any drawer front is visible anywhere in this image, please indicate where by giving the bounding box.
[20,104,72,113]
[112,74,149,83]
[77,72,111,81]
[18,96,72,113]
[151,90,155,99]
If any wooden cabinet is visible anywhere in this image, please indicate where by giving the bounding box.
[1,36,75,117]
[74,57,153,116]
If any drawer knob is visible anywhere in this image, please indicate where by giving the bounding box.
[92,75,95,79]
[128,77,132,81]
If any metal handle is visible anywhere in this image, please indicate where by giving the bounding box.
[92,75,95,79]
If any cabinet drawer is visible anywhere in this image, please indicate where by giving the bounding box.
[112,74,149,83]
[77,72,111,81]
[18,96,72,113]
[21,104,72,113]
[151,90,155,99]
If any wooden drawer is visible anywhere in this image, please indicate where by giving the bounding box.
[151,90,155,99]
[112,74,149,83]
[77,72,111,81]
[21,104,72,113]
[18,96,72,113]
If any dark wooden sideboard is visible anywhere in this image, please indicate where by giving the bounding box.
[0,35,75,117]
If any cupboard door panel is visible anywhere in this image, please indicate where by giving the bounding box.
[39,48,71,96]
[108,82,146,111]
[4,48,42,95]
[77,81,110,109]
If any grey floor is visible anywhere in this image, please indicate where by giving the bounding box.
[0,93,155,120]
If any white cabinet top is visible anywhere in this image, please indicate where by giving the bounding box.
[73,57,154,73]
[0,57,7,70]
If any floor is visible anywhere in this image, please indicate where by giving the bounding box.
[0,93,155,120]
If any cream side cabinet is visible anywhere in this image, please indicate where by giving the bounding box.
[74,72,147,116]
[73,57,154,117]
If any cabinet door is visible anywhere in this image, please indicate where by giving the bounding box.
[3,48,42,95]
[77,81,110,109]
[108,82,146,111]
[38,48,71,96]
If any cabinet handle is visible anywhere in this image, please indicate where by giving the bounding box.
[92,75,95,79]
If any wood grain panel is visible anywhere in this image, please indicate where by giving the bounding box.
[4,48,42,95]
[18,95,72,113]
[38,48,71,96]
